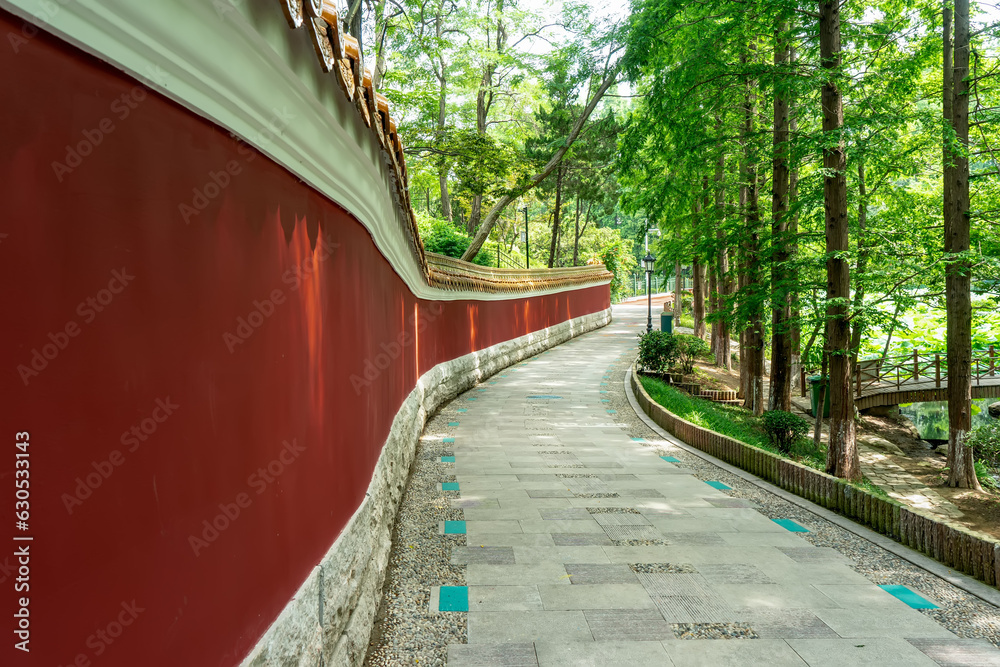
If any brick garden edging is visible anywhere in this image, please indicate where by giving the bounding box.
[631,366,1000,590]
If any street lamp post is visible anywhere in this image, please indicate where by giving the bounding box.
[644,252,655,333]
[521,206,530,269]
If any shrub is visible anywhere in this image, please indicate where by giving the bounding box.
[637,330,678,374]
[975,460,998,490]
[762,410,810,454]
[674,334,709,374]
[968,420,1000,469]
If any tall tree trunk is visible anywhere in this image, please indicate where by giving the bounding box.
[573,195,581,265]
[789,105,801,389]
[435,53,452,222]
[548,166,563,268]
[741,48,765,416]
[849,159,870,370]
[820,0,859,480]
[945,0,980,489]
[709,264,718,354]
[674,260,683,321]
[814,347,829,448]
[769,21,792,412]
[692,188,707,339]
[714,131,732,370]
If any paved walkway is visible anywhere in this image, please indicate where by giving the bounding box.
[368,303,1000,666]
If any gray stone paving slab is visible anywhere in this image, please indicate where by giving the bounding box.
[466,563,571,586]
[537,508,593,520]
[786,638,939,666]
[601,525,664,541]
[711,583,843,610]
[464,508,543,521]
[649,594,736,623]
[719,531,812,547]
[778,546,850,563]
[513,546,612,564]
[550,533,614,546]
[814,583,935,609]
[636,572,716,597]
[468,586,545,611]
[734,609,839,639]
[907,638,1000,666]
[696,563,776,585]
[519,519,606,534]
[538,583,656,610]
[526,489,574,498]
[564,563,639,585]
[452,546,517,564]
[467,520,524,534]
[593,513,651,526]
[447,643,539,667]
[533,640,672,666]
[469,533,557,547]
[812,608,957,639]
[583,609,677,642]
[663,638,808,666]
[467,611,593,643]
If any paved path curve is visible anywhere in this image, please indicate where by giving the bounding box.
[366,303,1000,667]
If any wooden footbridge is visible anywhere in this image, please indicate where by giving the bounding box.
[850,347,1000,410]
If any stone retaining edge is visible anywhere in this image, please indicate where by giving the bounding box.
[628,364,1000,602]
[239,307,612,666]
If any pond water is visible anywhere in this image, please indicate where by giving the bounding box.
[899,399,996,440]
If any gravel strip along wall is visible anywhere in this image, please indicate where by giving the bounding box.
[595,346,1000,647]
[242,308,611,666]
[629,363,1000,593]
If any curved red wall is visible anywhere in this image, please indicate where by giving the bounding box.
[0,12,609,666]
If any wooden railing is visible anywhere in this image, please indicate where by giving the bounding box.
[852,347,998,397]
[798,346,999,398]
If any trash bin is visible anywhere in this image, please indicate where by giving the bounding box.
[660,313,673,334]
[809,375,830,418]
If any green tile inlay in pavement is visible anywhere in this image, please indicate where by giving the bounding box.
[631,437,645,442]
[442,482,460,491]
[527,395,563,399]
[704,480,731,490]
[438,586,469,611]
[457,409,467,413]
[773,518,809,532]
[879,585,939,609]
[449,421,460,426]
[606,409,617,414]
[468,398,478,401]
[660,456,681,463]
[443,437,455,443]
[444,520,467,534]
[441,456,456,463]
[600,382,609,386]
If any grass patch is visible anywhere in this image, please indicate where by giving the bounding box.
[639,375,826,470]
[855,476,892,500]
[639,374,901,502]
